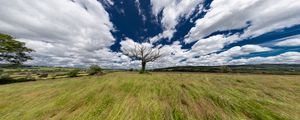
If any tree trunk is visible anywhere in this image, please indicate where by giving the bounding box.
[141,61,146,73]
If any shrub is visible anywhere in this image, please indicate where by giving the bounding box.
[87,65,102,75]
[18,75,36,81]
[0,74,13,80]
[220,66,232,73]
[67,69,80,77]
[0,74,14,84]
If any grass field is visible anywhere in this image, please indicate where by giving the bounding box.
[0,72,300,120]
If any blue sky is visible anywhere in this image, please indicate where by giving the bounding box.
[0,0,299,68]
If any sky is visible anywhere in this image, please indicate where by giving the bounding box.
[0,0,299,69]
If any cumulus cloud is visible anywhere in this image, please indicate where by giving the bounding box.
[190,34,240,56]
[180,45,272,66]
[185,0,300,43]
[0,0,298,68]
[148,44,272,68]
[120,37,155,52]
[0,0,121,67]
[150,0,300,67]
[150,0,203,42]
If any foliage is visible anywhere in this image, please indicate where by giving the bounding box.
[0,33,34,65]
[87,65,102,75]
[0,73,36,84]
[154,64,300,75]
[19,75,36,81]
[0,73,12,80]
[220,66,232,73]
[67,69,80,77]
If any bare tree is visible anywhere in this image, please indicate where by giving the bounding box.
[122,43,162,73]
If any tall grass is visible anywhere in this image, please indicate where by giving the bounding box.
[0,72,299,120]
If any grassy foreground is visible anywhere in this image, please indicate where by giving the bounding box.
[0,72,300,120]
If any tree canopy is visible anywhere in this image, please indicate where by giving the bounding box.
[0,33,34,65]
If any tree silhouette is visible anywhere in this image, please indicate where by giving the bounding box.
[122,43,162,73]
[0,33,34,65]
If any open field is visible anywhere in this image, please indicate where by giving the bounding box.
[0,67,89,84]
[0,72,300,120]
[154,64,300,75]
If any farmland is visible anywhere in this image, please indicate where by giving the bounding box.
[1,72,299,120]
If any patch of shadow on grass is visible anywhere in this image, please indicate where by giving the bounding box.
[180,98,189,107]
[180,83,201,100]
[0,78,36,85]
[68,101,86,113]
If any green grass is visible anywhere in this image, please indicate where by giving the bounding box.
[0,67,89,84]
[0,72,299,120]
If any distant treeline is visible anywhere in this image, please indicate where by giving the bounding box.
[153,64,300,75]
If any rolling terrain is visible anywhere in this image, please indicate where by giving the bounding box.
[1,72,300,120]
[154,64,300,75]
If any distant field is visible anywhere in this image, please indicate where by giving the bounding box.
[154,64,300,75]
[0,72,300,120]
[0,67,88,84]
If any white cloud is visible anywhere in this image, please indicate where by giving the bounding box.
[190,34,240,56]
[148,44,272,68]
[149,30,175,43]
[150,0,203,41]
[0,0,121,67]
[154,41,190,67]
[120,37,154,52]
[103,0,114,6]
[275,38,300,47]
[185,0,300,43]
[0,0,298,68]
[182,45,272,66]
[229,52,300,65]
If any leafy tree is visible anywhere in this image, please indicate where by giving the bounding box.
[87,65,102,75]
[0,69,3,75]
[67,69,80,77]
[220,66,232,73]
[0,33,34,65]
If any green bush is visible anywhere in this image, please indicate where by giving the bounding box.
[0,74,14,84]
[87,65,102,75]
[18,75,36,81]
[0,74,12,80]
[67,69,80,77]
[220,66,232,73]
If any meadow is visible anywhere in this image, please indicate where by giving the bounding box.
[0,67,88,84]
[0,72,300,120]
